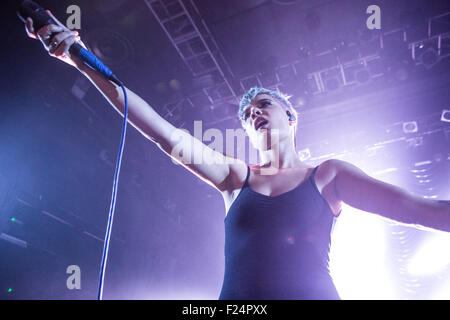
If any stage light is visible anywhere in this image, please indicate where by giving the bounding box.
[10,217,15,222]
[402,121,418,133]
[407,233,450,276]
[330,204,396,299]
[297,148,311,161]
[418,47,440,70]
[325,78,340,91]
[7,288,13,293]
[355,68,371,84]
[441,109,450,122]
[321,67,343,92]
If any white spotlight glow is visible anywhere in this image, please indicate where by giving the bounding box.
[329,204,397,299]
[430,279,450,300]
[407,233,450,276]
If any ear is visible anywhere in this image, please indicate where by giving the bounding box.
[286,110,296,121]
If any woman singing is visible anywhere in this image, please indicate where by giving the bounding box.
[24,12,450,300]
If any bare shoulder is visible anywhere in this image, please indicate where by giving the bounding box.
[316,159,356,176]
[314,158,363,192]
[315,159,371,203]
[315,159,339,178]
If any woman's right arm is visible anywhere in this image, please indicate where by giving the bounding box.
[25,13,245,193]
[80,66,243,193]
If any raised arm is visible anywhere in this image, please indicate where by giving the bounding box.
[24,12,243,193]
[329,159,450,233]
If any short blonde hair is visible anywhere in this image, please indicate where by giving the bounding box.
[238,87,294,120]
[238,87,298,148]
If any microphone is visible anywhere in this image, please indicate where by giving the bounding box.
[17,0,123,86]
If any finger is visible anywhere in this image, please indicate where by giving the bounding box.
[46,10,68,31]
[77,38,88,50]
[52,35,77,58]
[37,24,65,45]
[49,32,77,55]
[48,31,78,53]
[25,18,37,39]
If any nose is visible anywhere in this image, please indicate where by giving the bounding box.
[250,106,262,119]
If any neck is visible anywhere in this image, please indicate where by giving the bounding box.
[258,134,302,169]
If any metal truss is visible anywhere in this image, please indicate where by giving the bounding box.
[144,0,239,119]
[410,12,450,65]
[144,4,450,124]
[239,11,450,97]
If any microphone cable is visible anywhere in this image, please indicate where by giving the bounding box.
[97,82,128,300]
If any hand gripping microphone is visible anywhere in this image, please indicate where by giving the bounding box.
[17,0,123,86]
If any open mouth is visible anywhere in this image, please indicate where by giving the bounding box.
[255,118,269,131]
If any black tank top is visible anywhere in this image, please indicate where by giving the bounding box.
[219,165,341,300]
